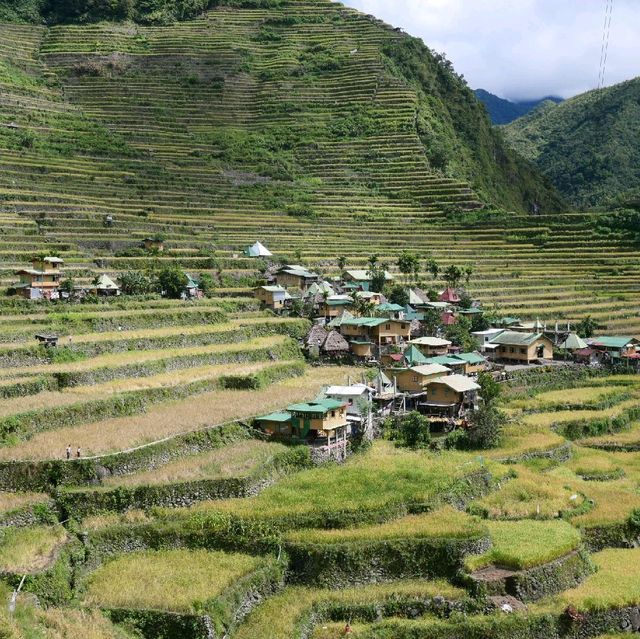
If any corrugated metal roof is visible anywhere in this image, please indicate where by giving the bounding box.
[453,352,486,364]
[591,336,637,348]
[429,374,480,392]
[256,412,291,422]
[410,336,451,347]
[490,331,546,346]
[409,363,451,376]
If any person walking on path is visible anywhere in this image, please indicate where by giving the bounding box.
[66,444,71,460]
[76,447,81,458]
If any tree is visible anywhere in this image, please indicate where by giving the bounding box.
[59,278,75,295]
[156,265,188,299]
[477,371,501,407]
[367,254,379,273]
[444,264,463,288]
[397,250,419,284]
[118,270,152,295]
[466,405,504,449]
[422,308,442,335]
[577,315,598,338]
[388,411,431,449]
[388,285,409,307]
[337,256,347,272]
[198,273,215,296]
[445,316,475,351]
[463,264,474,285]
[458,292,473,309]
[426,258,439,281]
[354,296,375,317]
[471,313,490,332]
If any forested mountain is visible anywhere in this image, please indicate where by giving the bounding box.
[474,88,563,125]
[503,78,640,207]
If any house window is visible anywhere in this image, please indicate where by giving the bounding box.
[510,347,515,353]
[331,411,335,417]
[412,375,418,382]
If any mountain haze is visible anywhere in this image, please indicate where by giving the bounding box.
[474,89,563,125]
[503,78,640,208]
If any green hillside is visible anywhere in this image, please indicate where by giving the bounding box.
[503,78,640,208]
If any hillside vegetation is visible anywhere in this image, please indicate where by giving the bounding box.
[504,78,640,208]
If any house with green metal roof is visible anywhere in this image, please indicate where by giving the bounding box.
[451,352,487,374]
[254,411,292,437]
[339,317,411,353]
[589,336,639,358]
[424,355,467,371]
[489,331,553,363]
[275,264,319,290]
[342,269,394,292]
[287,398,348,440]
[243,241,272,257]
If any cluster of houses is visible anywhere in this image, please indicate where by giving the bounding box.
[12,255,204,301]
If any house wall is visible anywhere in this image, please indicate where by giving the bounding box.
[291,407,347,434]
[373,321,411,343]
[425,383,463,405]
[392,369,443,393]
[255,289,284,309]
[258,419,291,436]
[498,339,553,362]
[415,344,449,356]
[276,273,315,289]
[351,343,373,358]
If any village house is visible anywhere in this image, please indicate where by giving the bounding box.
[324,383,374,432]
[423,355,468,374]
[243,241,273,258]
[409,336,452,357]
[489,331,554,364]
[141,237,164,252]
[254,412,292,437]
[451,352,487,375]
[304,324,350,359]
[339,317,411,357]
[319,295,354,319]
[472,328,506,355]
[342,269,394,291]
[558,333,588,352]
[589,336,639,360]
[14,256,64,300]
[422,374,480,418]
[354,290,383,305]
[390,363,452,394]
[92,274,120,296]
[287,398,349,443]
[274,264,319,290]
[376,302,405,319]
[381,344,429,368]
[254,285,291,310]
[439,287,461,304]
[183,274,203,299]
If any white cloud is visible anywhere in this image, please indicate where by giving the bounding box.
[339,0,640,100]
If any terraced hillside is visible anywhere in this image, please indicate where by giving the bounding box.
[0,2,638,332]
[3,368,640,638]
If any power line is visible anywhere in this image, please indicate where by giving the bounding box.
[597,0,614,89]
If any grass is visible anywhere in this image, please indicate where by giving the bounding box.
[535,548,640,612]
[582,421,640,448]
[509,384,634,412]
[233,581,465,639]
[464,519,582,571]
[468,464,579,519]
[182,442,507,523]
[0,491,48,513]
[0,525,67,573]
[83,549,261,613]
[283,507,487,544]
[0,582,133,639]
[0,366,359,460]
[100,440,289,488]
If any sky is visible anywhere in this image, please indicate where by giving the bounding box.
[339,0,639,101]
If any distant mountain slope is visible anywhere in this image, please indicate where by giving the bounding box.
[0,0,564,215]
[503,78,640,207]
[474,89,563,125]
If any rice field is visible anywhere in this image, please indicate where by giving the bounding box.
[0,365,359,460]
[0,525,67,573]
[83,549,262,612]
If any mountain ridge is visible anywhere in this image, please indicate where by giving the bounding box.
[474,88,563,125]
[503,77,640,207]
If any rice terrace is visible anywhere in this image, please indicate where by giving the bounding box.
[0,0,639,638]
